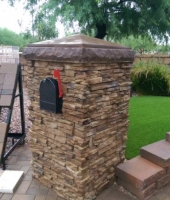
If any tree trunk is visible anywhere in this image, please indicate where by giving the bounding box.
[95,23,107,39]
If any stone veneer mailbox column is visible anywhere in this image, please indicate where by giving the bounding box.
[23,34,135,200]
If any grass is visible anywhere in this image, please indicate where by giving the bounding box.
[125,96,170,159]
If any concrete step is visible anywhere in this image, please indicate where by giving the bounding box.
[116,156,165,199]
[166,132,170,142]
[140,140,170,168]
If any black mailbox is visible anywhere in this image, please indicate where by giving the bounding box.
[40,78,63,113]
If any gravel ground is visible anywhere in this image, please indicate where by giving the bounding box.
[0,88,32,150]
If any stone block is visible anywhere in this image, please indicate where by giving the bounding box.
[118,178,156,199]
[166,132,170,142]
[156,173,170,189]
[116,156,165,189]
[140,140,170,167]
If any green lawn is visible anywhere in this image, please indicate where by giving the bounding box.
[125,96,170,159]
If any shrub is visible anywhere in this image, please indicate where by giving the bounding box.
[131,61,170,96]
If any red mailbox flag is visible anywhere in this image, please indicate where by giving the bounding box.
[54,69,63,98]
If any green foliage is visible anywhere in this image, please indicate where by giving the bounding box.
[20,0,170,40]
[6,0,58,41]
[24,1,58,40]
[5,0,170,41]
[126,96,170,159]
[0,28,36,51]
[119,35,157,54]
[32,7,58,41]
[156,44,170,54]
[131,61,170,96]
[0,28,22,46]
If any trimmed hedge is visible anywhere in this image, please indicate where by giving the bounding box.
[131,61,170,96]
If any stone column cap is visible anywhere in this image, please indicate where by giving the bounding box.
[23,34,135,62]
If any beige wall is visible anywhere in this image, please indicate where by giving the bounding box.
[134,54,170,66]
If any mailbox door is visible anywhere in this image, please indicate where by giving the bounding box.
[40,78,62,113]
[40,78,57,113]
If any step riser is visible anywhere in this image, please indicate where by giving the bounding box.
[118,178,156,200]
[117,171,170,199]
[116,165,165,190]
[156,173,170,189]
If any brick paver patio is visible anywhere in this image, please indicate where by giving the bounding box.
[1,144,170,200]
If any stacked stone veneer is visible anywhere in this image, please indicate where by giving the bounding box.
[19,54,29,87]
[23,35,135,200]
